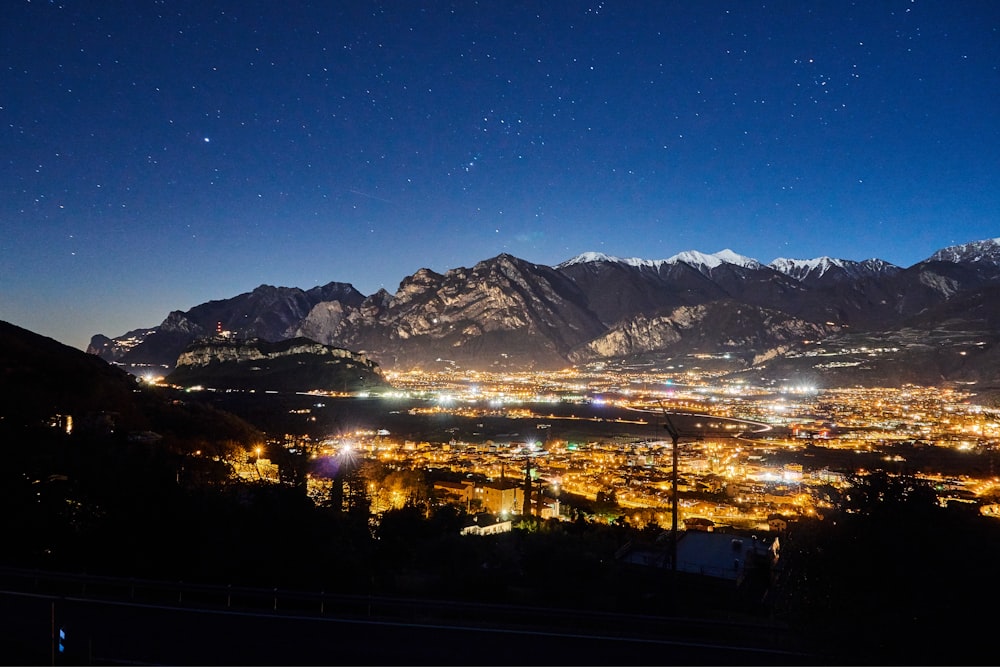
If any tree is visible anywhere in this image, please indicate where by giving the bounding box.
[776,471,1000,664]
[840,470,938,517]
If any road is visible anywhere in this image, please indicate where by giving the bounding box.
[0,568,820,665]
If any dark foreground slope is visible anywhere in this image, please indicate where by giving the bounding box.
[8,319,1000,664]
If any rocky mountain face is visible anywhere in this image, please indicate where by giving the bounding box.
[332,254,607,369]
[166,337,388,392]
[569,300,837,363]
[90,238,1000,386]
[929,237,1000,276]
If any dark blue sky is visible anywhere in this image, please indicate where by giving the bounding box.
[3,1,998,349]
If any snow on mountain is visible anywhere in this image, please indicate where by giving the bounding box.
[653,249,763,275]
[857,258,902,275]
[929,237,1000,264]
[704,249,763,269]
[559,249,762,271]
[770,256,900,282]
[564,237,1000,275]
[557,252,668,269]
[770,257,841,280]
[557,252,622,266]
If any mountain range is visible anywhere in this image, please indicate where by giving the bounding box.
[88,237,1000,388]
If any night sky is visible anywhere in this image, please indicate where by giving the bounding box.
[3,1,998,350]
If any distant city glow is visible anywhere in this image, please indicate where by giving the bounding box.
[194,365,1000,529]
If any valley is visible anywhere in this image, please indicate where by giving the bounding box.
[177,360,1000,530]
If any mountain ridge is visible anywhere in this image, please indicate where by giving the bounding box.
[87,237,1000,386]
[165,336,389,393]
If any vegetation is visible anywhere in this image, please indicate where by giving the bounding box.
[775,471,1000,664]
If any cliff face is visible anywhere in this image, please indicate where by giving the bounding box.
[290,301,348,346]
[167,337,387,392]
[336,254,606,369]
[569,301,836,364]
[174,337,371,368]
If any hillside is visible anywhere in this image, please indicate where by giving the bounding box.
[165,336,390,392]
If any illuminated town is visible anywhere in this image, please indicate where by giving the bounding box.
[212,361,1000,532]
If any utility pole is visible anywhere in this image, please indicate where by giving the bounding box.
[660,403,681,574]
[536,477,544,517]
[522,452,532,517]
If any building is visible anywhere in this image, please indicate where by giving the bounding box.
[684,517,716,532]
[460,513,513,536]
[433,480,475,506]
[767,514,789,532]
[617,530,780,585]
[434,477,559,519]
[480,481,525,516]
[674,531,779,582]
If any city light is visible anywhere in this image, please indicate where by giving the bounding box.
[213,366,999,529]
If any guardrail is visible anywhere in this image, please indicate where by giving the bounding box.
[0,564,810,655]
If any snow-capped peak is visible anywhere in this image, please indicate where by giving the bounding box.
[558,252,623,267]
[709,248,762,269]
[770,257,843,280]
[665,249,762,271]
[770,256,900,282]
[928,237,1000,264]
[559,249,763,272]
[557,252,671,269]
